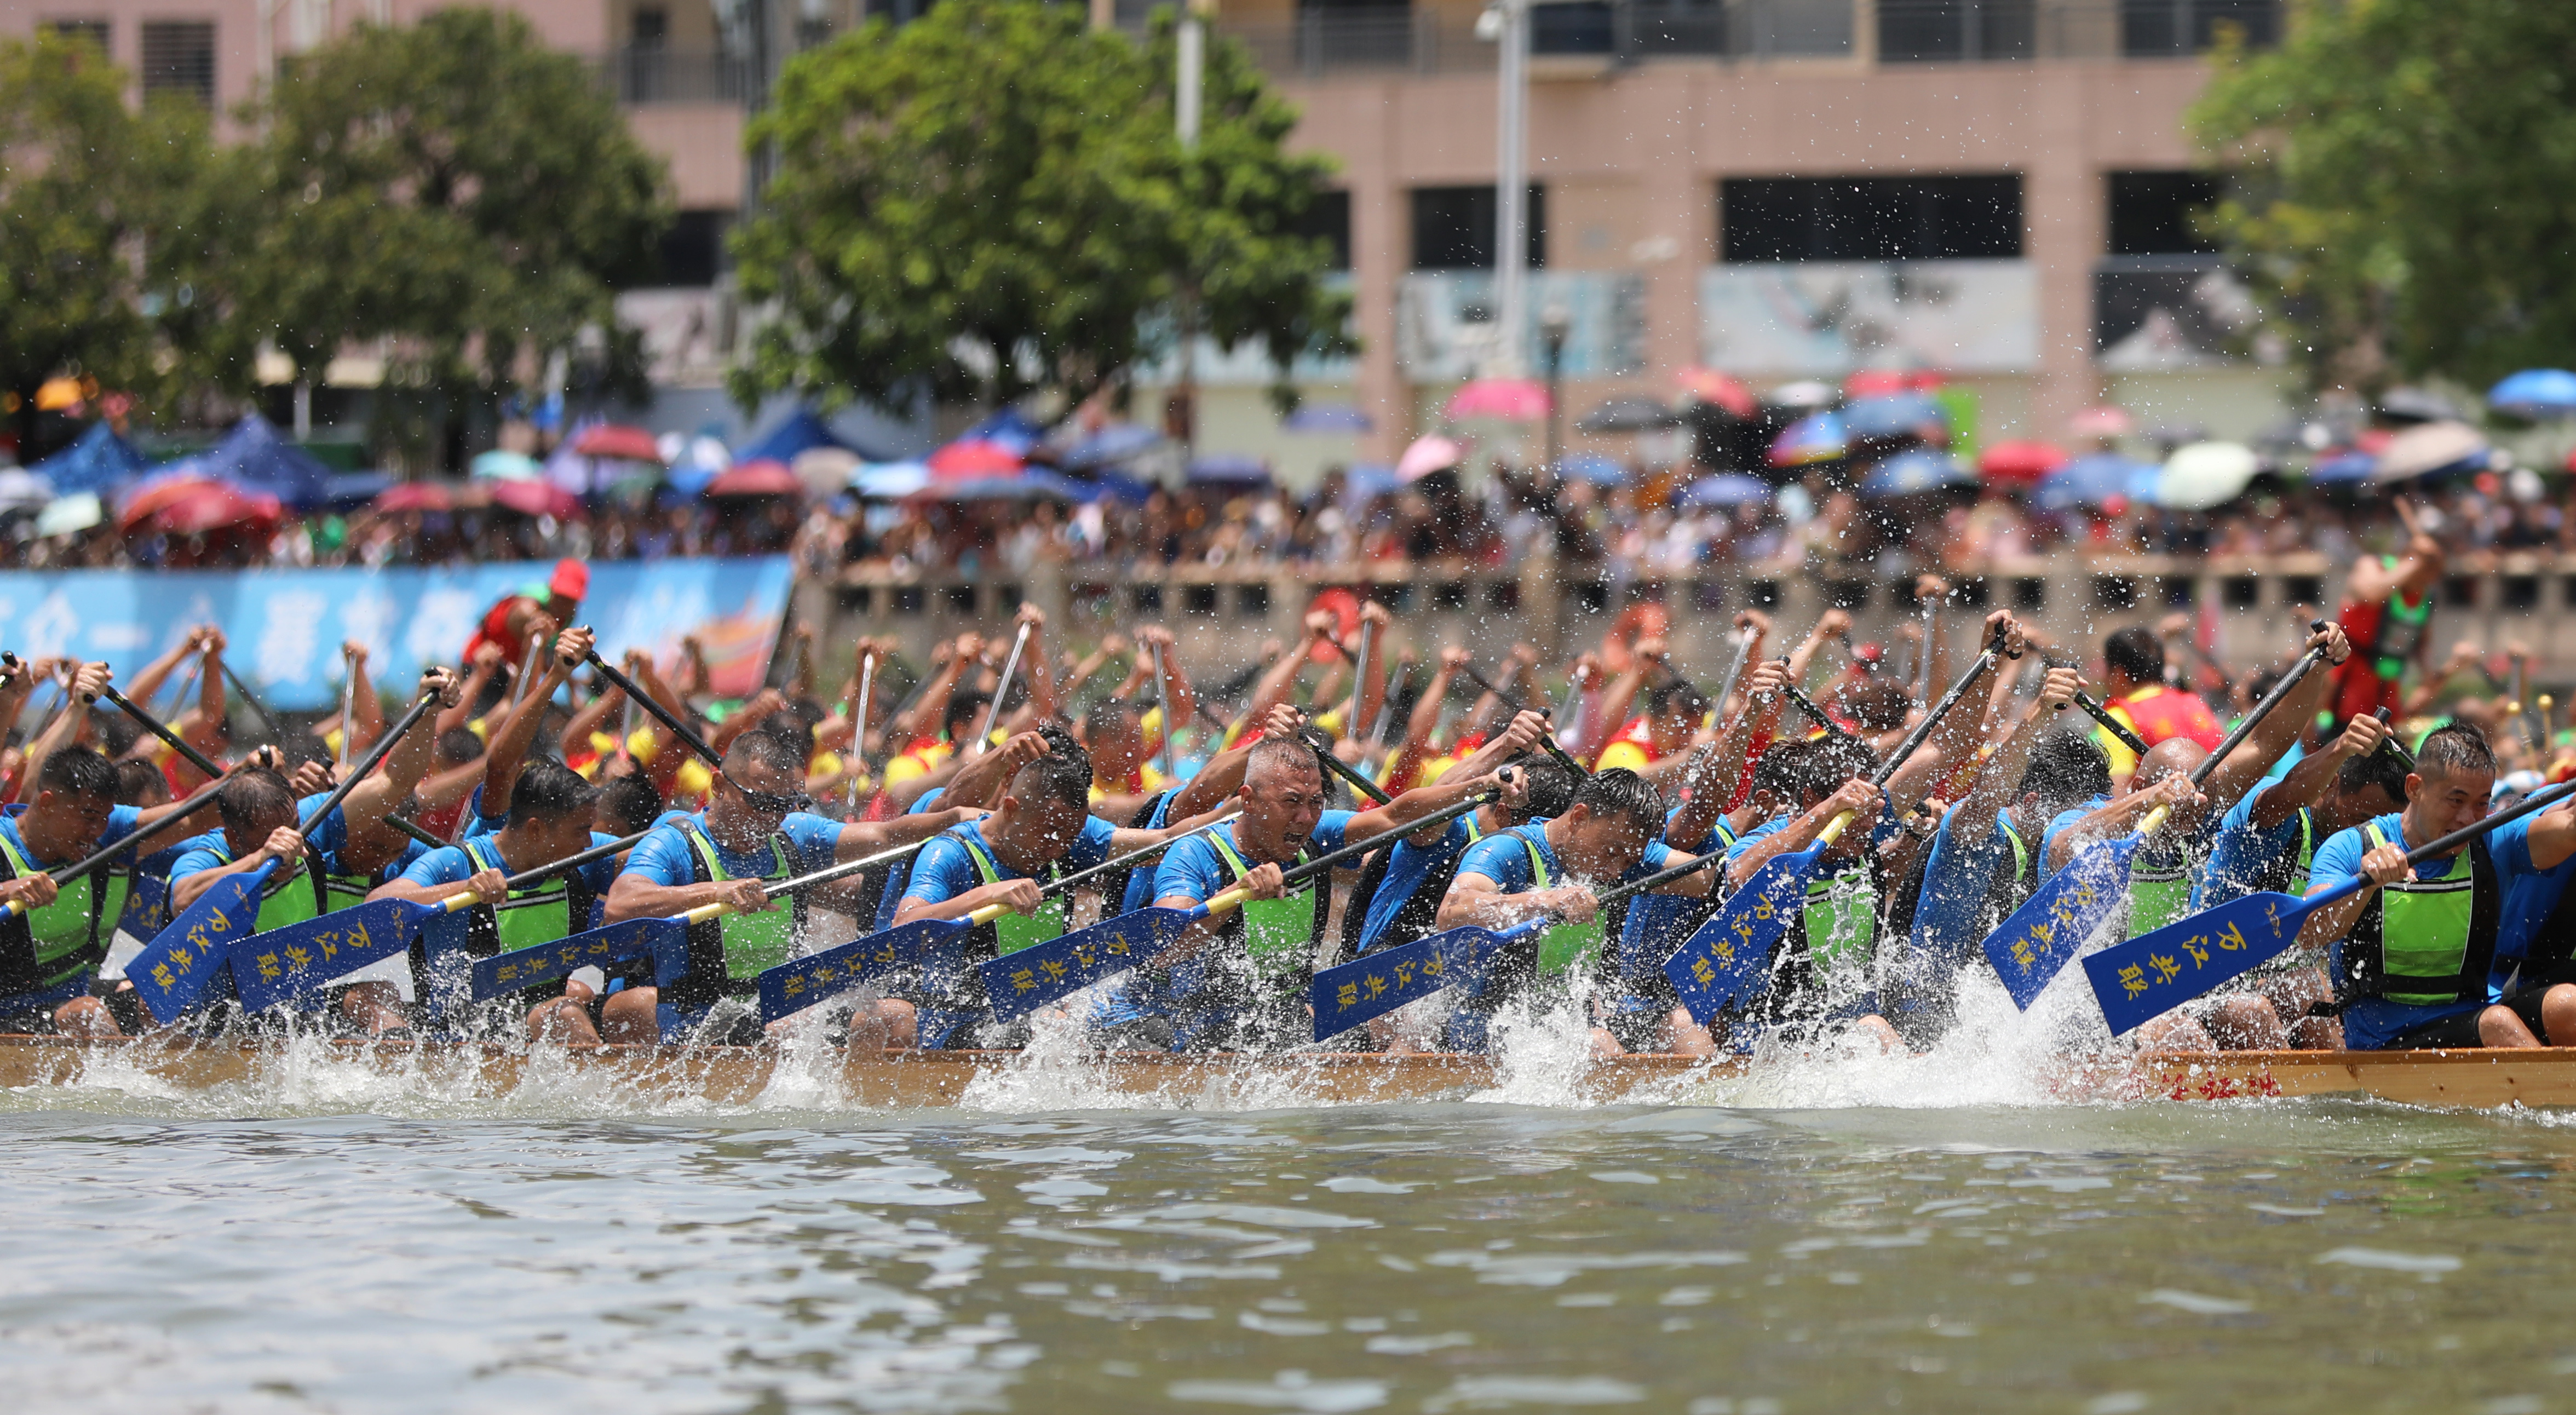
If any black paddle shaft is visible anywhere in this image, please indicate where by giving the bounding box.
[218,659,289,747]
[299,689,441,838]
[45,772,234,890]
[1249,790,1496,891]
[97,685,225,780]
[1774,664,1866,746]
[497,829,654,891]
[1300,727,1395,806]
[2063,690,2153,756]
[584,649,724,769]
[1040,812,1243,898]
[1865,624,2014,792]
[1451,660,1591,779]
[2186,621,2332,789]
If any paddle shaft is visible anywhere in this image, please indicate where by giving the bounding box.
[381,814,449,852]
[37,772,233,893]
[585,649,723,769]
[1814,629,2007,848]
[846,649,876,816]
[1197,790,1497,916]
[496,829,652,892]
[1454,660,1591,779]
[1306,730,1395,806]
[1148,640,1180,783]
[298,689,439,839]
[2187,625,2331,789]
[973,623,1032,757]
[1707,630,1755,718]
[97,684,223,780]
[338,653,357,767]
[1775,667,1864,746]
[219,659,286,745]
[2063,690,2152,756]
[1039,811,1243,897]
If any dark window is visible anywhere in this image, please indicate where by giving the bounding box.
[1411,185,1546,270]
[2107,170,2220,255]
[631,5,669,44]
[45,19,111,54]
[1531,1,1615,54]
[1295,189,1352,271]
[1878,0,2035,62]
[657,209,731,287]
[139,21,215,105]
[2121,0,2279,55]
[866,0,939,24]
[1720,175,2021,262]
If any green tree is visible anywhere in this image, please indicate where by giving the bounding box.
[731,0,1350,417]
[240,9,671,469]
[0,31,217,453]
[2193,1,2576,393]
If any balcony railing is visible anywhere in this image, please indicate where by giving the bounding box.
[593,48,752,105]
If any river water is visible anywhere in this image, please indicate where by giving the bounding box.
[10,1023,2576,1415]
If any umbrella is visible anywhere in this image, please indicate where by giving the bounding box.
[2491,369,2576,421]
[1343,464,1403,504]
[469,449,544,482]
[1768,411,1847,467]
[2373,421,2488,481]
[1557,453,1629,485]
[570,424,664,462]
[1676,473,1773,508]
[0,468,53,510]
[1444,377,1550,422]
[1283,404,1373,434]
[909,473,1082,502]
[1060,424,1164,470]
[705,460,802,497]
[2377,388,2465,425]
[34,493,102,538]
[2309,450,2378,485]
[2068,405,2135,440]
[1766,380,1838,411]
[1398,435,1462,482]
[792,447,861,498]
[2033,452,2159,512]
[1844,369,1938,399]
[1575,398,1681,433]
[1977,440,2069,486]
[371,482,454,514]
[1841,393,1949,441]
[117,474,232,532]
[150,483,283,536]
[2157,442,2261,509]
[1674,367,1756,418]
[854,462,932,498]
[488,478,582,519]
[1857,448,1975,499]
[1188,455,1270,486]
[927,439,1025,478]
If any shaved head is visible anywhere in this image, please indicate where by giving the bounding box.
[2132,738,2206,790]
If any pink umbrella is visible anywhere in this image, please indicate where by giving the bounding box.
[1673,366,1756,418]
[489,478,583,519]
[704,459,803,497]
[1398,435,1463,482]
[371,482,455,514]
[927,439,1026,477]
[571,423,665,462]
[1444,378,1550,422]
[149,484,283,537]
[2069,405,2135,440]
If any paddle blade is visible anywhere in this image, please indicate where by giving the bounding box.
[1312,922,1531,1041]
[1664,847,1816,1025]
[976,906,1200,1022]
[1978,837,2138,1010]
[128,860,278,1023]
[758,916,969,1025]
[2083,890,2314,1036]
[235,898,430,1013]
[471,917,680,1003]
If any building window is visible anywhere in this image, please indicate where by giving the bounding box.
[139,21,216,105]
[1411,185,1545,271]
[1720,176,2021,262]
[2106,171,2220,256]
[1295,190,1352,271]
[631,5,669,44]
[864,0,937,24]
[2121,0,2279,56]
[1878,0,2035,63]
[45,19,111,55]
[657,210,731,287]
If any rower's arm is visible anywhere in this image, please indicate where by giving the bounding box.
[2041,780,2187,872]
[482,629,588,823]
[603,870,764,924]
[1649,855,1720,898]
[1242,617,1329,734]
[1168,706,1297,819]
[1343,770,1493,845]
[835,804,980,860]
[123,634,196,706]
[1105,803,1232,855]
[2526,798,2576,872]
[942,729,1046,810]
[2251,710,2388,830]
[2208,625,2349,816]
[1724,777,1881,889]
[347,646,384,753]
[169,831,301,910]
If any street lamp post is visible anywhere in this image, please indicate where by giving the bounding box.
[1481,0,1530,375]
[1541,302,1569,479]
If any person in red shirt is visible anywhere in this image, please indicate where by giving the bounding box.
[462,559,588,674]
[2331,505,2443,724]
[2095,625,2222,780]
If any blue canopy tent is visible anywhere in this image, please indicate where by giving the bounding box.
[28,422,148,496]
[737,406,900,466]
[156,415,332,508]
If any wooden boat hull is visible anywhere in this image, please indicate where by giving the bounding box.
[12,1034,2576,1108]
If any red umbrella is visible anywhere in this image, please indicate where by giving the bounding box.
[150,484,282,537]
[1672,366,1756,419]
[1978,440,2070,485]
[571,423,664,462]
[927,440,1026,478]
[489,478,582,519]
[371,482,454,514]
[117,475,229,532]
[1845,369,1945,398]
[705,459,802,497]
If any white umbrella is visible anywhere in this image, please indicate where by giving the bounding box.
[0,468,54,510]
[2156,442,2260,509]
[854,462,932,498]
[793,447,862,498]
[35,493,102,537]
[1397,435,1462,482]
[2373,421,2488,481]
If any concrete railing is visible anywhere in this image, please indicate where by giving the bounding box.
[790,551,2576,691]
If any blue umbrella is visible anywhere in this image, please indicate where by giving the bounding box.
[1558,452,1629,485]
[854,462,932,498]
[1676,473,1773,508]
[1187,454,1270,486]
[1841,393,1949,441]
[1283,404,1373,434]
[1060,423,1164,470]
[1858,448,1975,499]
[2032,452,2158,511]
[1768,411,1847,466]
[913,472,1083,502]
[2307,450,2378,485]
[2489,369,2576,420]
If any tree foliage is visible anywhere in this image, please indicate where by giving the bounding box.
[2193,0,2576,392]
[731,0,1351,415]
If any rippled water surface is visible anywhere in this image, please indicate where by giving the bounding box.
[12,1058,2576,1413]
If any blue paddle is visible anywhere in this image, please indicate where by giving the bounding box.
[978,790,1498,1023]
[2085,778,2576,1035]
[128,686,441,1025]
[755,813,1236,1025]
[1310,844,1726,1040]
[1665,626,2011,1025]
[239,829,652,1014]
[1980,624,2329,1009]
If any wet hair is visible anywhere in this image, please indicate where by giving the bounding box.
[436,727,485,768]
[1839,678,1914,733]
[758,713,817,766]
[1013,726,1096,812]
[945,691,991,740]
[95,713,141,758]
[1246,735,1324,785]
[1515,758,1578,820]
[1748,741,1807,801]
[1084,698,1143,738]
[2017,732,2112,816]
[37,745,117,804]
[724,729,806,780]
[216,768,295,838]
[596,773,665,836]
[508,758,601,826]
[2415,722,2497,783]
[2104,627,2165,685]
[114,757,170,807]
[1569,767,1665,833]
[1643,681,1710,723]
[2334,743,2410,803]
[1800,736,1878,805]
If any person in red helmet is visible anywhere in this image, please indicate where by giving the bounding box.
[463,559,589,674]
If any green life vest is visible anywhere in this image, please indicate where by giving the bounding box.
[2126,843,2194,940]
[1517,832,1604,979]
[2373,568,2433,680]
[461,836,590,959]
[958,830,1067,956]
[1802,867,1876,973]
[1208,830,1320,986]
[2342,821,2497,1008]
[679,822,798,983]
[0,831,103,999]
